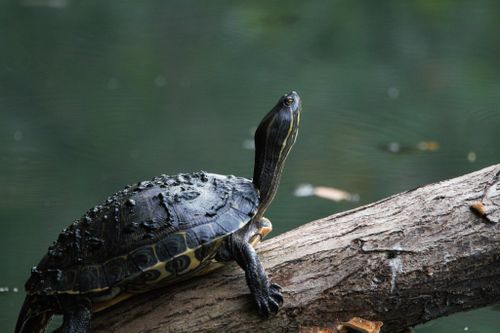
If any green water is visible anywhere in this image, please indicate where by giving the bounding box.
[1,1,499,332]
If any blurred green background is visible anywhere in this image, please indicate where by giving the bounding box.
[1,0,499,332]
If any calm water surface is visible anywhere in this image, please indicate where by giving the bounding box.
[1,1,499,332]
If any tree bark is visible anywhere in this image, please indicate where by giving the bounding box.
[93,164,500,333]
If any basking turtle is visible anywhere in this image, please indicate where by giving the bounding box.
[16,91,301,333]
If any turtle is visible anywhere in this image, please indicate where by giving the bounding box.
[16,91,301,333]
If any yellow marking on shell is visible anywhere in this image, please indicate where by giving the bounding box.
[91,234,228,312]
[143,246,174,284]
[177,246,202,275]
[109,235,225,294]
[151,243,159,257]
[145,261,172,284]
[183,237,224,277]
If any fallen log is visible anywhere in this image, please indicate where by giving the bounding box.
[93,164,500,333]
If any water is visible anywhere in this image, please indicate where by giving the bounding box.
[1,1,499,332]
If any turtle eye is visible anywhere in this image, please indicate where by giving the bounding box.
[284,97,294,106]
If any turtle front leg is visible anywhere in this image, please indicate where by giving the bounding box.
[220,234,283,317]
[54,296,91,333]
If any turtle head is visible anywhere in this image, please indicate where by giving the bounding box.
[252,91,301,217]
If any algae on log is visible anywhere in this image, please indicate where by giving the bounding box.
[93,164,500,333]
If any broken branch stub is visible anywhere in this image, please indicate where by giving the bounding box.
[93,164,500,333]
[470,168,500,223]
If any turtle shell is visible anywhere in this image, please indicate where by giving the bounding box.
[26,172,259,298]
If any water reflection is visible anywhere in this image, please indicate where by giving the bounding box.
[1,1,499,332]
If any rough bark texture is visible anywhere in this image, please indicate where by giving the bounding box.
[93,164,500,333]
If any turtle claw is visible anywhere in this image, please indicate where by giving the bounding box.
[269,283,284,305]
[267,298,280,316]
[255,283,284,318]
[271,282,282,290]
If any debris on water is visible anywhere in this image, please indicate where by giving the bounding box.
[154,75,166,87]
[242,139,255,150]
[294,184,359,202]
[416,141,439,152]
[467,151,477,162]
[464,327,469,331]
[14,130,23,141]
[381,141,439,154]
[294,184,315,197]
[0,286,18,293]
[387,86,399,99]
[386,142,401,153]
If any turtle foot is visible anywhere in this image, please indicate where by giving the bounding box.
[255,283,283,318]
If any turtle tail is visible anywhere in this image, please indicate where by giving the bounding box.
[15,295,55,333]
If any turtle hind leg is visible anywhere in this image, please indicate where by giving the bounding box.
[54,296,91,333]
[222,234,283,317]
[15,295,55,333]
